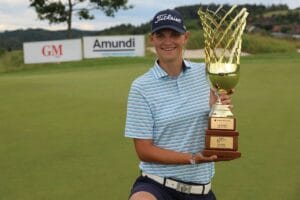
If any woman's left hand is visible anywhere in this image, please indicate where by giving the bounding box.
[219,92,233,108]
[210,89,234,108]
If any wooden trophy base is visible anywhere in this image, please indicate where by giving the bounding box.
[203,129,241,161]
[203,149,241,161]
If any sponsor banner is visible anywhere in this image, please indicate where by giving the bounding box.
[23,39,82,64]
[83,35,144,58]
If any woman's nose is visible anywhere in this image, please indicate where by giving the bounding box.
[162,36,173,44]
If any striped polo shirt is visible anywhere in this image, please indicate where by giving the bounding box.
[125,60,214,184]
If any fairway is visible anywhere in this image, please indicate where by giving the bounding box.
[0,53,299,200]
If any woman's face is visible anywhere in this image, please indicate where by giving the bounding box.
[150,29,189,64]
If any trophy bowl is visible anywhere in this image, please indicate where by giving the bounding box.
[207,62,239,118]
[207,63,240,95]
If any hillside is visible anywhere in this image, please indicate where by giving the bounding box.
[0,29,298,74]
[0,29,100,51]
[0,4,299,51]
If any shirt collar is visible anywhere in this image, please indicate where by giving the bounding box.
[152,59,192,79]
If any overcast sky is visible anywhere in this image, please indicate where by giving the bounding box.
[0,0,299,32]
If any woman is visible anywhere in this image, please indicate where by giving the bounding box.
[125,9,232,200]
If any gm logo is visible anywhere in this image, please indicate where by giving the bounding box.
[42,45,63,57]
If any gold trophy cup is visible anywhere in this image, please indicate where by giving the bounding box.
[198,5,248,161]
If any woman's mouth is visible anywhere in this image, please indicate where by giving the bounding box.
[161,47,176,51]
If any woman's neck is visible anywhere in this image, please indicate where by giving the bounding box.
[158,59,184,77]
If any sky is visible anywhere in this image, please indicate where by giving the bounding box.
[0,0,299,32]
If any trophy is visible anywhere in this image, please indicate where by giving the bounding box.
[198,5,248,161]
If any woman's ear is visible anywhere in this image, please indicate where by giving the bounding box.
[149,33,154,44]
[183,31,190,44]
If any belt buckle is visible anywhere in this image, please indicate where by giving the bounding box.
[176,182,192,194]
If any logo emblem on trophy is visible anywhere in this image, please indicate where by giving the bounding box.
[198,5,248,161]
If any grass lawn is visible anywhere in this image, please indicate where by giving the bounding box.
[0,53,299,199]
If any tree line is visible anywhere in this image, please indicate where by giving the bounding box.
[0,3,299,51]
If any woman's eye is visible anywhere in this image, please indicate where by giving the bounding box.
[171,33,181,38]
[155,34,164,39]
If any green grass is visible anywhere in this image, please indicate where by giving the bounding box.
[0,52,300,199]
[0,50,24,72]
[187,31,297,53]
[214,52,300,199]
[0,34,298,73]
[243,34,296,53]
[186,30,205,49]
[0,57,153,200]
[0,50,156,73]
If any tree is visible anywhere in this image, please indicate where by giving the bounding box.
[29,0,133,38]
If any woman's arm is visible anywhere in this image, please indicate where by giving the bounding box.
[133,139,217,164]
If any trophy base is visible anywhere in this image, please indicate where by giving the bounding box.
[202,150,241,161]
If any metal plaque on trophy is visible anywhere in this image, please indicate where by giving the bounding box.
[198,5,248,161]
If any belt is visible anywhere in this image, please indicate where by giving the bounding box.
[141,172,211,195]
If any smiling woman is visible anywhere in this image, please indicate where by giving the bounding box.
[124,8,232,200]
[149,29,189,76]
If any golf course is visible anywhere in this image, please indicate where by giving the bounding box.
[0,51,299,199]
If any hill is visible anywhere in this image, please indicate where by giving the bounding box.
[1,30,298,73]
[0,4,299,51]
[0,29,100,51]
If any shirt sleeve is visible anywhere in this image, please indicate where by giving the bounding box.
[124,82,154,139]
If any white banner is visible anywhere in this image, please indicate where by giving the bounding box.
[23,39,82,64]
[83,35,144,58]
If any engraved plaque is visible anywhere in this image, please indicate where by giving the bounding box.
[210,136,234,149]
[210,117,235,130]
